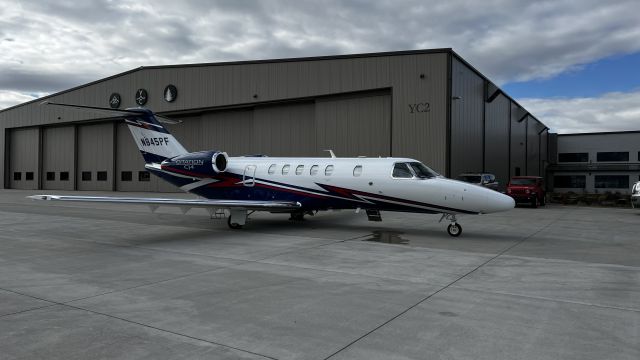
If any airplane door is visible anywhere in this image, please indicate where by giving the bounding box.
[243,165,256,187]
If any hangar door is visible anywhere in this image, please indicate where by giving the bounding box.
[77,123,114,191]
[316,92,391,157]
[9,127,39,190]
[42,126,75,190]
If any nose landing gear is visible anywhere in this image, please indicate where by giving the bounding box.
[439,213,462,237]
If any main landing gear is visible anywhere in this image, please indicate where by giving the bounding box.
[227,209,248,229]
[439,213,462,237]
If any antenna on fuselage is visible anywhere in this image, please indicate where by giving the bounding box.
[324,149,336,158]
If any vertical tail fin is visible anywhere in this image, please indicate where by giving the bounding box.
[124,109,188,163]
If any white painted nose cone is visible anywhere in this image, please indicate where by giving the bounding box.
[485,193,515,213]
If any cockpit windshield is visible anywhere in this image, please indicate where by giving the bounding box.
[392,162,438,179]
[409,162,438,179]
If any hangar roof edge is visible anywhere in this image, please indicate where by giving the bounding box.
[0,49,452,114]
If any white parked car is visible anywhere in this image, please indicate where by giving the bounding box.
[632,181,640,209]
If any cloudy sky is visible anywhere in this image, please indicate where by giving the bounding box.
[1,0,639,133]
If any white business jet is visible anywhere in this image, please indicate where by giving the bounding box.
[29,103,514,236]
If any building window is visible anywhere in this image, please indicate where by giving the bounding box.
[46,172,55,181]
[138,171,150,182]
[82,171,92,181]
[310,165,319,176]
[295,165,304,175]
[558,153,588,162]
[60,172,69,181]
[121,171,132,181]
[638,151,640,161]
[13,172,21,181]
[282,164,290,175]
[353,165,363,177]
[597,152,629,162]
[268,164,276,175]
[97,171,108,181]
[25,172,34,181]
[594,175,629,189]
[554,175,586,188]
[325,165,334,176]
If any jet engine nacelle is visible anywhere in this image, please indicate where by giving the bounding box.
[162,150,228,175]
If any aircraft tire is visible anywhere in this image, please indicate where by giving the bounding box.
[447,223,462,237]
[227,216,243,229]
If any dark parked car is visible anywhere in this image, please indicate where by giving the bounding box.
[506,176,545,207]
[457,173,499,191]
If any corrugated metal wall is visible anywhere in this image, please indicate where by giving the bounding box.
[450,57,484,177]
[484,94,511,187]
[42,126,75,190]
[527,117,541,176]
[1,50,549,191]
[77,123,114,191]
[316,93,391,157]
[255,102,316,156]
[9,128,39,190]
[389,54,449,173]
[540,130,549,176]
[510,104,527,176]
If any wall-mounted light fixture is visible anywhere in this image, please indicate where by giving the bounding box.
[452,96,462,100]
[419,73,425,79]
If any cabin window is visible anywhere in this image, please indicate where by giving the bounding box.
[81,171,92,181]
[268,164,276,175]
[13,172,21,181]
[353,165,363,177]
[325,165,334,176]
[60,172,69,181]
[121,171,132,181]
[392,163,412,178]
[295,165,304,175]
[138,171,150,182]
[26,172,34,181]
[310,165,319,176]
[97,171,108,181]
[46,172,55,181]
[282,164,290,175]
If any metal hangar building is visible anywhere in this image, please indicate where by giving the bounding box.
[1,49,550,192]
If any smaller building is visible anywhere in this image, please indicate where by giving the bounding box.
[549,131,640,194]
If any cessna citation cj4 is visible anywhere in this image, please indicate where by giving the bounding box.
[29,103,514,237]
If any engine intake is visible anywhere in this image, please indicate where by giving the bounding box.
[162,150,229,176]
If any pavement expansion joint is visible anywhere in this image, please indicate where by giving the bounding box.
[322,206,568,359]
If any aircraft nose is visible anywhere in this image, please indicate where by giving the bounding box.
[486,192,515,213]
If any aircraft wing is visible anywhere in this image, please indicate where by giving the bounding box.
[27,195,301,211]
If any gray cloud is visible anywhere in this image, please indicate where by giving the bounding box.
[520,90,640,134]
[1,0,640,119]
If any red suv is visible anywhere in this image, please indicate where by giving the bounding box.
[506,176,546,208]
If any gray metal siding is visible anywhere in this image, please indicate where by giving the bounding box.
[450,57,484,176]
[484,94,511,187]
[199,109,255,156]
[540,130,548,175]
[255,102,316,156]
[510,103,527,176]
[389,54,448,173]
[527,117,541,176]
[9,128,39,189]
[316,93,391,157]
[77,123,114,191]
[42,126,75,190]
[115,122,159,192]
